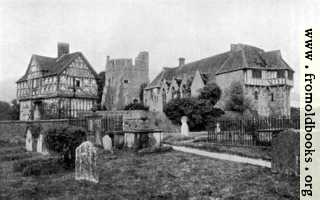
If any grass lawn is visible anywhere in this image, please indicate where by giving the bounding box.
[0,142,298,200]
[163,132,272,160]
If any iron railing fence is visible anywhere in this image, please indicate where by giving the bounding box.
[67,115,123,133]
[207,117,300,146]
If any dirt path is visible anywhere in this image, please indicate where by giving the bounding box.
[168,145,271,168]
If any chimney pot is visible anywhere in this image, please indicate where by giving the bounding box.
[179,57,185,66]
[57,42,70,57]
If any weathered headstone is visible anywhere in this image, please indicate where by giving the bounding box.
[102,135,113,151]
[75,141,99,183]
[215,123,221,133]
[271,129,299,176]
[26,128,33,151]
[36,134,49,155]
[215,123,221,141]
[181,116,189,136]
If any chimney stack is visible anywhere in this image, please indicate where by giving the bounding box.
[57,42,70,58]
[179,57,185,66]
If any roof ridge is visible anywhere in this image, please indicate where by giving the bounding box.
[32,54,55,59]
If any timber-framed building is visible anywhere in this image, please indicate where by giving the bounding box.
[16,43,98,120]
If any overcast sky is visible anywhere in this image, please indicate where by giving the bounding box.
[0,0,319,106]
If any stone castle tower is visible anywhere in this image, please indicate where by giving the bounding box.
[101,51,149,110]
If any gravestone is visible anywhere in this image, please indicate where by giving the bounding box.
[215,123,221,141]
[215,123,221,133]
[36,134,49,155]
[102,135,113,151]
[181,116,189,136]
[88,118,102,145]
[271,129,299,176]
[75,141,99,183]
[25,128,33,151]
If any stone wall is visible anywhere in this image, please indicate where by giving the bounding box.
[80,110,178,133]
[245,85,291,117]
[0,119,69,143]
[271,129,299,176]
[102,52,149,110]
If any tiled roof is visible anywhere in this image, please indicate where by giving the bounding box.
[17,52,97,82]
[147,44,294,89]
[216,45,294,74]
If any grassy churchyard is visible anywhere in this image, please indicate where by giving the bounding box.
[0,139,298,200]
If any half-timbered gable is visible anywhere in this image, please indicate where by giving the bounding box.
[16,43,98,120]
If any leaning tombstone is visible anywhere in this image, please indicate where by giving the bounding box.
[181,116,189,136]
[25,128,33,151]
[36,134,49,155]
[102,135,113,152]
[75,141,99,183]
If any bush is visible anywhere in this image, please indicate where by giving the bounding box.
[44,126,87,168]
[163,98,224,131]
[198,83,221,105]
[124,102,149,111]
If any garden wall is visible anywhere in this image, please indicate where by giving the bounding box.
[0,119,69,143]
[80,110,179,133]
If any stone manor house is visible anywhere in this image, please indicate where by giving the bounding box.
[144,44,294,117]
[16,43,294,120]
[16,43,98,120]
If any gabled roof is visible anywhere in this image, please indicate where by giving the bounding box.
[17,52,98,83]
[216,45,294,74]
[147,44,294,89]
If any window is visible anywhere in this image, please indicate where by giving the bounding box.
[124,80,128,84]
[75,79,81,87]
[254,91,259,100]
[277,70,285,78]
[271,93,274,102]
[252,69,262,79]
[288,71,293,80]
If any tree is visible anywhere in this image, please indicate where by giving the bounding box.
[9,99,20,120]
[96,71,105,108]
[225,81,252,113]
[124,102,149,111]
[163,98,224,131]
[198,82,221,105]
[0,101,11,120]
